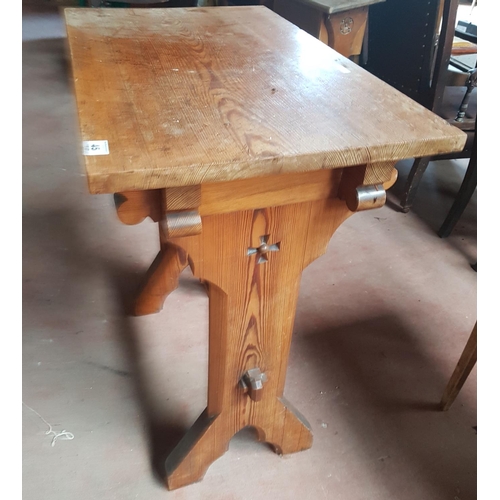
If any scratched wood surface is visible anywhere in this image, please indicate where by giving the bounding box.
[64,6,465,194]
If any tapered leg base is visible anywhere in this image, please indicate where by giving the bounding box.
[165,398,312,490]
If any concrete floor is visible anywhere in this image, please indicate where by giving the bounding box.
[23,3,477,499]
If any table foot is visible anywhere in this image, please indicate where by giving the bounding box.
[165,397,312,490]
[258,397,313,456]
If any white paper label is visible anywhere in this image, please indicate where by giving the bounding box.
[83,140,109,156]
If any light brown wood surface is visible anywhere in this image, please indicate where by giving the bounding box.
[114,163,394,225]
[64,6,465,194]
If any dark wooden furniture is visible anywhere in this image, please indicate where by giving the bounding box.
[441,322,477,411]
[273,0,385,60]
[364,0,477,213]
[64,6,465,490]
[438,130,476,238]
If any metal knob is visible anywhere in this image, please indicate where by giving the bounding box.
[240,368,268,402]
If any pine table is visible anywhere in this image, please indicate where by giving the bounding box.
[64,6,466,490]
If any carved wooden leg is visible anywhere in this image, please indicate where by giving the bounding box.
[440,322,477,411]
[162,199,354,489]
[134,243,188,316]
[165,398,312,490]
[119,165,396,489]
[400,156,431,213]
[112,190,191,316]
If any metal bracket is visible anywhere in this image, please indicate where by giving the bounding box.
[161,210,202,238]
[239,368,268,402]
[247,235,280,264]
[354,184,386,211]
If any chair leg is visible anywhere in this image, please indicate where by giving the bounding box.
[438,144,477,238]
[400,157,431,213]
[440,322,477,411]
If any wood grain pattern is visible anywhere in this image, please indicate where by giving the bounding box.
[114,169,344,225]
[163,185,201,212]
[64,7,466,194]
[382,168,398,190]
[162,196,352,489]
[199,168,342,216]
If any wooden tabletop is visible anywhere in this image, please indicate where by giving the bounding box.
[276,0,384,15]
[64,6,465,194]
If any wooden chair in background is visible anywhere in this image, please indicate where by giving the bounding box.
[441,322,477,410]
[365,0,477,412]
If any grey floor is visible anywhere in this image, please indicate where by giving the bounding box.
[23,2,477,499]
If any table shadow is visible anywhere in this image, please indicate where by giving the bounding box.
[22,206,201,486]
[292,314,477,499]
